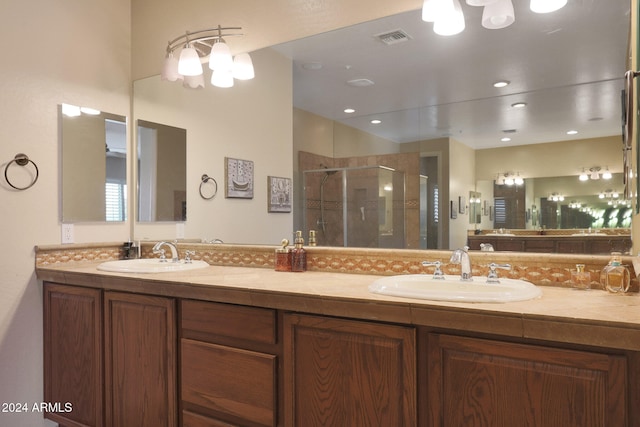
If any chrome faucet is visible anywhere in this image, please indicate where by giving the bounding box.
[450,246,472,281]
[152,241,180,263]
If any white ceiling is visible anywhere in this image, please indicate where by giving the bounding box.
[271,0,630,149]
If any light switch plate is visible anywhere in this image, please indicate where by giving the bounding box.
[62,223,74,244]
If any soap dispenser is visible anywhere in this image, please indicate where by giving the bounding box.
[275,239,291,272]
[291,231,307,272]
[600,253,630,293]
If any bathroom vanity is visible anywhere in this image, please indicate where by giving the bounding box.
[467,233,632,254]
[36,248,640,427]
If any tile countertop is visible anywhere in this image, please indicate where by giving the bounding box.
[36,261,640,352]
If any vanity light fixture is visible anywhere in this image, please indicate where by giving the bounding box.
[495,172,524,186]
[161,26,254,89]
[530,0,567,14]
[482,0,515,30]
[549,193,565,202]
[579,168,589,181]
[423,0,565,36]
[589,167,601,180]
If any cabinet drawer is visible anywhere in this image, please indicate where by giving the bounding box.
[181,339,277,427]
[181,300,276,345]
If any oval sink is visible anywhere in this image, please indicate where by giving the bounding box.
[369,274,541,303]
[97,259,209,274]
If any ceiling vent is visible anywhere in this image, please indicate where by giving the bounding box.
[374,29,412,45]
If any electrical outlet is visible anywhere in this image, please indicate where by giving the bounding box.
[62,223,74,244]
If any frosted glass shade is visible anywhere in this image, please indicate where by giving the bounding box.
[530,0,567,13]
[211,70,234,88]
[433,0,465,36]
[482,0,515,29]
[466,0,498,5]
[232,53,255,80]
[209,40,233,72]
[183,74,205,89]
[178,45,203,76]
[161,54,182,81]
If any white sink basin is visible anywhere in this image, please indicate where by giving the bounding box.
[97,258,209,273]
[369,274,541,303]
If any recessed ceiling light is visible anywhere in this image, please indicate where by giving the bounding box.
[347,78,375,87]
[501,137,511,142]
[344,108,355,114]
[511,102,527,108]
[493,81,510,88]
[370,119,382,124]
[567,130,578,135]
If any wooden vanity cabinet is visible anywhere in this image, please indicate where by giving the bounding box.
[180,300,280,427]
[44,283,103,427]
[43,283,177,427]
[283,313,417,427]
[104,291,177,427]
[426,333,627,427]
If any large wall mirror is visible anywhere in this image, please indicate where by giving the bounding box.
[137,120,187,222]
[131,0,631,252]
[61,104,127,222]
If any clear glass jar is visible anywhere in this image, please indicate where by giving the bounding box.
[600,253,630,293]
[571,264,590,290]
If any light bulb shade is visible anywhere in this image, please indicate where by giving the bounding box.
[211,70,234,88]
[482,0,515,29]
[466,0,498,5]
[423,0,446,22]
[530,0,567,14]
[178,45,203,76]
[514,175,524,185]
[433,0,465,36]
[209,40,233,72]
[590,170,600,180]
[579,172,589,181]
[504,177,514,186]
[232,53,255,80]
[602,169,612,179]
[183,73,205,89]
[161,53,182,81]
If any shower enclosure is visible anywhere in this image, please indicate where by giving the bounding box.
[303,166,405,248]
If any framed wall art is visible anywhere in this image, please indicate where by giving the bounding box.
[267,176,292,213]
[225,157,254,199]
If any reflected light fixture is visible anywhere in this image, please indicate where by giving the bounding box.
[530,0,567,14]
[602,167,612,180]
[578,168,589,181]
[161,26,254,89]
[423,0,565,36]
[482,0,515,30]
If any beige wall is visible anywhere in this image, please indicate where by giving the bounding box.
[0,1,131,426]
[133,47,293,243]
[475,136,622,181]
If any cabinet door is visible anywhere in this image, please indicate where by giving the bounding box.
[104,292,177,427]
[428,334,627,427]
[284,314,416,427]
[43,283,103,427]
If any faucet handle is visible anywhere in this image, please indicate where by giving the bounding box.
[184,250,195,263]
[154,248,167,262]
[422,261,444,280]
[487,263,511,283]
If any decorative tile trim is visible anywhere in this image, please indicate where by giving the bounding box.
[34,242,637,291]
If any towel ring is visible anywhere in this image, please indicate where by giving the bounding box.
[199,174,218,200]
[5,153,39,190]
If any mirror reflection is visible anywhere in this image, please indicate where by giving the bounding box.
[61,104,127,222]
[130,1,631,253]
[137,120,187,222]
